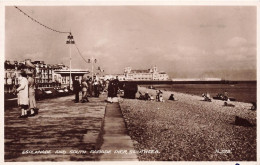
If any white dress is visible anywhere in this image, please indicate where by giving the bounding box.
[17,77,29,105]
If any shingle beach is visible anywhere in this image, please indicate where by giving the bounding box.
[120,87,256,161]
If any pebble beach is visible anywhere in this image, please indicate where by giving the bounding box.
[119,86,256,161]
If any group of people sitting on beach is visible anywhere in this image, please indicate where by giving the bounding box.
[138,92,154,101]
[138,90,163,102]
[202,93,212,102]
[202,92,234,106]
[138,90,176,102]
[201,91,255,110]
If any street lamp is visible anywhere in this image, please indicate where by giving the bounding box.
[66,33,75,89]
[88,57,97,80]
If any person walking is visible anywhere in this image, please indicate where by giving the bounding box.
[88,78,93,97]
[93,79,100,97]
[81,78,89,103]
[113,76,120,98]
[16,71,29,118]
[107,79,113,103]
[27,71,38,116]
[73,76,81,103]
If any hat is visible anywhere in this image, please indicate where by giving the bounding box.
[26,70,33,75]
[20,70,27,77]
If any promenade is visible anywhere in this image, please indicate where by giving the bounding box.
[5,94,107,161]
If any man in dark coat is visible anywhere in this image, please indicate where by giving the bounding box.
[113,76,120,97]
[88,78,93,97]
[93,79,100,97]
[73,76,81,103]
[107,80,114,98]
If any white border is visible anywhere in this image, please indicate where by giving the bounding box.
[0,1,259,165]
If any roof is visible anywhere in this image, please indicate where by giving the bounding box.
[159,72,167,74]
[130,70,150,73]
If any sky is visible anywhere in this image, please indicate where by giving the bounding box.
[5,6,256,80]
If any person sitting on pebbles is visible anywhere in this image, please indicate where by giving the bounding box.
[159,94,165,102]
[144,92,151,101]
[138,91,145,100]
[150,94,155,101]
[224,101,235,107]
[168,94,175,101]
[202,92,211,102]
[156,90,163,102]
[251,102,256,110]
[155,90,159,101]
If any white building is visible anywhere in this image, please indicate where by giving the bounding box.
[104,74,125,81]
[124,66,169,81]
[54,69,90,87]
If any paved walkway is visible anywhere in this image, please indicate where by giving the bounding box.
[5,95,107,161]
[100,102,138,161]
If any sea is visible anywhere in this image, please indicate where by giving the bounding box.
[143,82,257,103]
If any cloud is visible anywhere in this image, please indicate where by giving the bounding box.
[94,38,109,48]
[24,52,44,61]
[215,37,256,60]
[213,37,256,69]
[226,37,248,47]
[175,45,202,58]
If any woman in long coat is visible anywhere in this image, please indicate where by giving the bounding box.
[16,71,29,118]
[107,80,114,103]
[27,71,37,116]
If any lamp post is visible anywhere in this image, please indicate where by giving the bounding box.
[66,33,75,89]
[88,57,97,80]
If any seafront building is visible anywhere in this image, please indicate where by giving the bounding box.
[102,66,169,81]
[103,74,126,81]
[4,59,89,90]
[54,69,89,88]
[5,60,169,92]
[124,66,169,81]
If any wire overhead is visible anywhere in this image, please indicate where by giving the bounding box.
[14,6,70,34]
[75,43,89,64]
[14,6,90,65]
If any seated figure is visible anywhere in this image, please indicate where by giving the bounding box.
[144,92,151,101]
[251,102,257,110]
[150,95,155,101]
[168,94,175,101]
[202,93,211,102]
[138,91,145,100]
[159,95,164,102]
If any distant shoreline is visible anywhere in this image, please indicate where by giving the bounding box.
[119,80,256,85]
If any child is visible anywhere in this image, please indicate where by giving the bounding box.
[159,95,164,102]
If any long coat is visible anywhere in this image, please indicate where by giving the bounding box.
[107,81,114,97]
[82,81,88,92]
[113,79,119,97]
[73,80,81,92]
[28,77,36,108]
[17,77,29,105]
